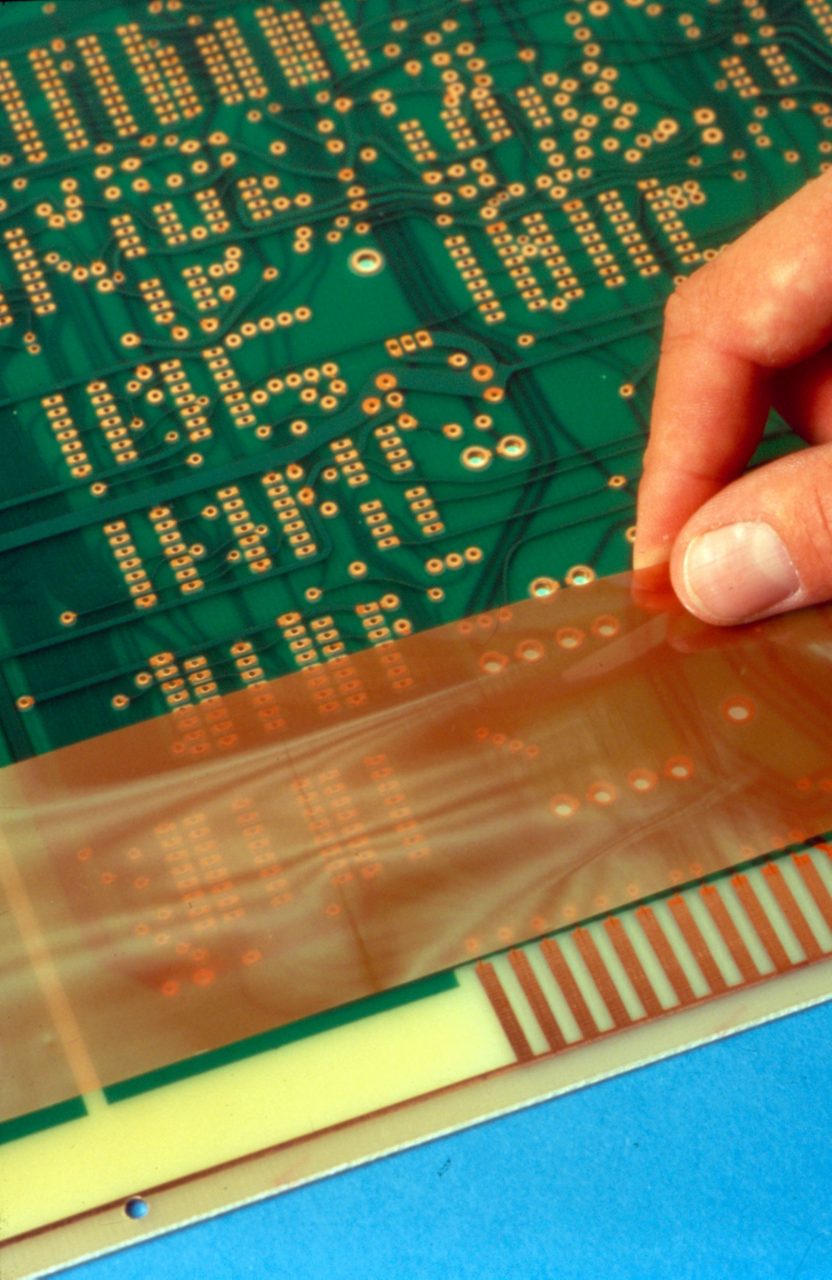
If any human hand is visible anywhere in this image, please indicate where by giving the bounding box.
[634,167,832,625]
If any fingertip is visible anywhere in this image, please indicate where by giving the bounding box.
[631,557,677,614]
[632,543,671,573]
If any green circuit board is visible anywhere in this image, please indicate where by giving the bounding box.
[0,0,824,765]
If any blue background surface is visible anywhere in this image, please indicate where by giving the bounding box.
[62,1002,832,1280]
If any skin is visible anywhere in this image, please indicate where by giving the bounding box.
[634,165,832,623]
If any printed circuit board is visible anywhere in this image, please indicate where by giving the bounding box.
[3,2,832,1275]
[0,0,822,763]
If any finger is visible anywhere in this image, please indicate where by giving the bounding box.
[772,345,832,445]
[669,442,832,625]
[636,342,832,578]
[634,338,769,566]
[635,167,832,568]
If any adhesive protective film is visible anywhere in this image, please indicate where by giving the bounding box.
[3,572,832,1123]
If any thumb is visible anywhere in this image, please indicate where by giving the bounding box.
[670,445,832,625]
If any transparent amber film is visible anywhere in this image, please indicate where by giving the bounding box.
[3,573,832,1123]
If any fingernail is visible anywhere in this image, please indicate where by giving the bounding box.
[681,521,802,624]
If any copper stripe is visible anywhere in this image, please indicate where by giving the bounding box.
[668,895,729,995]
[636,906,696,1005]
[604,916,661,1016]
[700,885,758,982]
[732,875,791,973]
[573,927,631,1028]
[509,949,566,1052]
[476,961,533,1062]
[539,937,598,1041]
[762,864,823,962]
[794,853,832,931]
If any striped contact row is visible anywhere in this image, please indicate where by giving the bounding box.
[476,847,832,1062]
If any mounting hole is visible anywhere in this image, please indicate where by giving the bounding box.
[592,614,620,639]
[555,626,585,650]
[566,564,595,587]
[588,781,617,806]
[665,755,695,781]
[461,445,492,471]
[722,696,755,725]
[496,434,528,460]
[479,650,508,676]
[124,1195,149,1221]
[550,793,580,820]
[348,247,385,276]
[516,639,544,663]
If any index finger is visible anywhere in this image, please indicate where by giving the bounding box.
[634,167,832,570]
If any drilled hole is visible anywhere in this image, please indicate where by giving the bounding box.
[124,1196,149,1221]
[348,247,385,276]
